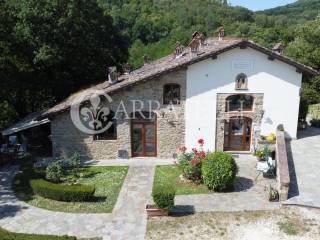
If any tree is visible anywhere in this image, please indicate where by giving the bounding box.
[0,0,128,130]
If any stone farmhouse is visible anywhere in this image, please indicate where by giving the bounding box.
[8,30,318,160]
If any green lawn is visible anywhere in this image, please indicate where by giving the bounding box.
[0,227,76,240]
[13,158,128,213]
[153,165,211,195]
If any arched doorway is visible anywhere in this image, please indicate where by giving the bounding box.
[131,112,157,157]
[224,117,252,151]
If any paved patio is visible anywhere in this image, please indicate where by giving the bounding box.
[285,127,320,208]
[0,154,278,239]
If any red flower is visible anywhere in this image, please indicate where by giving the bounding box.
[179,146,187,152]
[192,148,198,154]
[197,151,206,158]
[191,159,201,166]
[198,139,204,145]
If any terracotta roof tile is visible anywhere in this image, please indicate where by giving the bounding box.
[39,38,319,119]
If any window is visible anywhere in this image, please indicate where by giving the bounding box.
[93,111,117,140]
[235,73,248,90]
[226,94,254,112]
[163,84,180,105]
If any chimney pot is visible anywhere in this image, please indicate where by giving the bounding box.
[174,41,184,58]
[273,43,285,55]
[143,55,149,65]
[217,27,225,41]
[108,66,118,84]
[124,63,132,75]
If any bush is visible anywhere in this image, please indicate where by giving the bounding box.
[46,162,64,183]
[67,152,81,169]
[202,152,238,191]
[0,227,76,240]
[152,185,175,210]
[177,140,206,181]
[311,119,320,128]
[30,179,95,202]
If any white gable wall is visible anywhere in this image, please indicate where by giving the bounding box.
[185,47,302,151]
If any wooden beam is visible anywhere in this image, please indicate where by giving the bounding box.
[268,55,275,61]
[211,55,217,60]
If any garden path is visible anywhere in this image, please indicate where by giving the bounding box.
[0,155,278,239]
[284,127,320,208]
[0,165,155,240]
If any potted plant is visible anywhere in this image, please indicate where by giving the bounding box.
[254,150,264,161]
[268,185,279,202]
[146,185,175,217]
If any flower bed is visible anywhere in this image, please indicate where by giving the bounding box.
[177,139,206,182]
[176,139,238,191]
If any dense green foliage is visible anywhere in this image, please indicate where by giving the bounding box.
[1,0,320,130]
[46,162,64,182]
[202,152,238,191]
[152,185,175,210]
[30,179,96,202]
[0,0,128,130]
[0,228,76,240]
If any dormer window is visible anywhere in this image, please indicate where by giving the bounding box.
[163,84,180,105]
[235,73,248,90]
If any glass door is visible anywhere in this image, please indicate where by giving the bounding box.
[132,123,144,156]
[224,117,252,151]
[131,112,157,157]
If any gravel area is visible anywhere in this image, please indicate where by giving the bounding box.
[146,206,320,240]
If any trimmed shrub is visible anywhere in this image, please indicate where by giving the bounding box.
[152,185,175,210]
[0,227,76,240]
[202,151,238,191]
[311,119,320,128]
[46,162,64,183]
[67,152,81,169]
[30,179,95,202]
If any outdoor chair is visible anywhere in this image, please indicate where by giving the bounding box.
[255,157,275,181]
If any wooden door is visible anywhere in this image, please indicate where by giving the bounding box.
[131,113,157,157]
[224,117,252,151]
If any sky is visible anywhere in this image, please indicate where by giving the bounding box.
[228,0,297,11]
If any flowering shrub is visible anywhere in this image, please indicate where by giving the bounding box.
[177,139,206,181]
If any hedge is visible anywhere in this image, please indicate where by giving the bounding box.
[202,151,238,191]
[30,179,95,202]
[0,227,76,240]
[152,185,175,211]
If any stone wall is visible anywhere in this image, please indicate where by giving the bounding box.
[51,70,186,160]
[215,93,264,151]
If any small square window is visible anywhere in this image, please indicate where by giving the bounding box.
[163,84,181,105]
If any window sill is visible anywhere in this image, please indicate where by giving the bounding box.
[234,88,249,91]
[93,139,117,142]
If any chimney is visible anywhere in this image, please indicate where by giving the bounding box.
[174,41,184,58]
[217,27,225,41]
[143,55,149,65]
[198,32,206,46]
[189,37,200,53]
[124,63,132,75]
[108,66,118,84]
[273,43,284,55]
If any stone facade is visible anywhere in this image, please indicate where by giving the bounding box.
[215,93,264,151]
[51,70,186,160]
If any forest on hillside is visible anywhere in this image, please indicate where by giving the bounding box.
[0,0,319,130]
